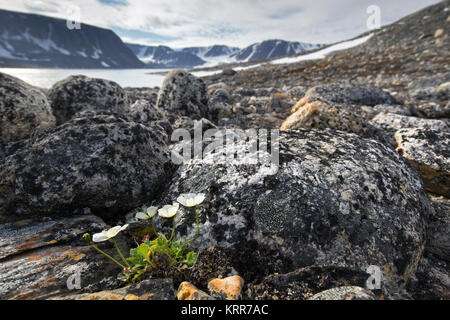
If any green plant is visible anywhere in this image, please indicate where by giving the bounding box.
[83,193,206,286]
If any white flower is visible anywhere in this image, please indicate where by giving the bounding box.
[177,193,206,207]
[136,206,158,220]
[92,224,129,243]
[158,203,180,218]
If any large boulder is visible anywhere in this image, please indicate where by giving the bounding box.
[157,129,431,294]
[0,73,56,144]
[48,75,130,125]
[280,102,383,139]
[395,129,449,198]
[291,83,398,113]
[156,69,208,119]
[0,113,174,220]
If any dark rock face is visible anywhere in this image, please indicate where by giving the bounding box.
[158,129,431,294]
[426,196,450,262]
[156,70,208,119]
[395,129,449,198]
[0,9,145,69]
[0,113,174,220]
[48,75,130,125]
[0,215,124,300]
[0,72,56,144]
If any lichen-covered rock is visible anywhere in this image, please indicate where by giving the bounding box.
[156,69,208,119]
[127,99,167,124]
[308,286,376,300]
[291,83,397,113]
[280,102,384,141]
[124,87,159,105]
[406,253,450,300]
[208,88,233,120]
[208,275,244,300]
[59,279,175,300]
[370,113,449,133]
[0,113,174,219]
[48,75,130,125]
[158,129,432,294]
[426,196,450,261]
[177,282,215,300]
[0,215,123,300]
[415,102,450,119]
[395,129,449,198]
[0,72,56,144]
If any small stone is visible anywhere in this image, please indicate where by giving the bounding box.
[434,29,444,38]
[208,275,244,300]
[308,286,376,300]
[177,282,215,300]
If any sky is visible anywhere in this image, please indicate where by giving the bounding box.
[0,0,442,48]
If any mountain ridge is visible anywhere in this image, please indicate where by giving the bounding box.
[0,9,145,69]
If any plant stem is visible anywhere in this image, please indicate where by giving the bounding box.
[88,243,125,269]
[189,207,200,243]
[113,239,131,268]
[169,217,176,242]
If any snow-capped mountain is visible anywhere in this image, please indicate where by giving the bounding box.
[233,39,323,62]
[0,9,144,68]
[127,40,321,68]
[126,44,206,68]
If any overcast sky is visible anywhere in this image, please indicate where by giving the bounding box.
[0,0,441,48]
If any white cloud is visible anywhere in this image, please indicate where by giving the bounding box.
[0,0,441,48]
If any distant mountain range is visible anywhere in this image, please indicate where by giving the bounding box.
[0,8,323,69]
[126,40,323,68]
[0,9,144,68]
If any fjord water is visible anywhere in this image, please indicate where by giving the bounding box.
[0,68,168,89]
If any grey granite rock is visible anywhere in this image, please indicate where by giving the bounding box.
[395,129,449,197]
[370,113,449,133]
[0,72,56,144]
[48,75,130,125]
[296,83,398,107]
[156,69,208,119]
[157,129,431,294]
[0,113,175,219]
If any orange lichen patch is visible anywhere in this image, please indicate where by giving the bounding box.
[291,97,308,113]
[271,93,286,99]
[280,102,323,131]
[26,253,43,262]
[47,240,58,245]
[65,250,85,261]
[207,275,244,300]
[124,294,140,300]
[139,293,155,300]
[177,282,212,300]
[18,240,39,252]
